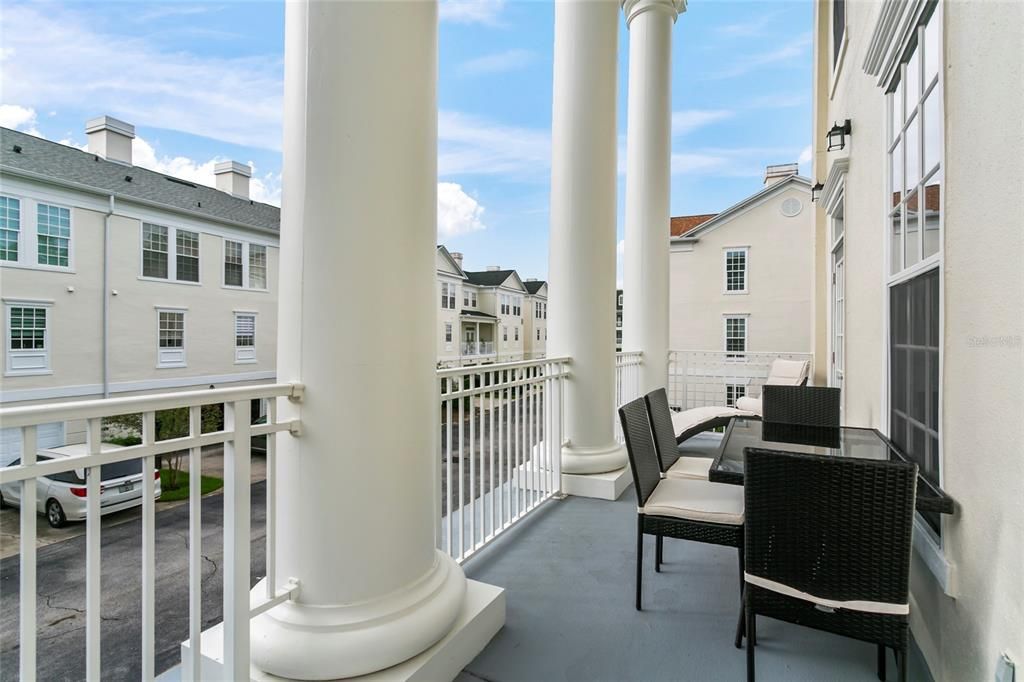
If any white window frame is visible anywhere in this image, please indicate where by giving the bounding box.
[139,223,202,285]
[234,312,257,364]
[0,195,75,272]
[828,195,846,397]
[725,383,747,408]
[514,327,519,342]
[829,0,849,98]
[0,195,22,264]
[444,322,453,348]
[155,307,187,368]
[4,299,53,376]
[723,314,749,358]
[222,239,269,291]
[723,247,749,294]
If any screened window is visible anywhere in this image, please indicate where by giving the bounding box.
[0,196,20,262]
[725,249,748,293]
[890,269,940,533]
[37,203,71,267]
[224,240,244,287]
[725,317,747,357]
[175,230,200,283]
[249,245,267,289]
[888,7,942,275]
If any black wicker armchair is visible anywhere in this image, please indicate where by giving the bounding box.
[618,397,746,645]
[762,385,841,427]
[743,448,917,682]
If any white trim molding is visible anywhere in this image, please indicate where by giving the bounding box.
[863,0,935,87]
[821,156,851,214]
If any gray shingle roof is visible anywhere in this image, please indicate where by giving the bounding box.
[523,280,546,295]
[460,309,497,320]
[464,270,517,287]
[1,128,279,233]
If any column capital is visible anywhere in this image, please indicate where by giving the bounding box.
[622,0,686,26]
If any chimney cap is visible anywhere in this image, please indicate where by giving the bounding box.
[763,163,799,184]
[85,116,135,139]
[486,265,501,271]
[525,278,538,282]
[214,160,252,178]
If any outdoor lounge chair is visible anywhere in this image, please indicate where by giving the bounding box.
[618,397,746,615]
[743,448,917,682]
[734,358,811,416]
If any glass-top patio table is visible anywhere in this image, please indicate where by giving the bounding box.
[708,418,954,515]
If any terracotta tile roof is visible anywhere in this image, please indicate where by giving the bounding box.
[670,213,717,237]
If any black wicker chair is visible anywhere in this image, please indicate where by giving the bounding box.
[645,388,713,482]
[762,385,841,427]
[743,448,917,682]
[619,397,747,646]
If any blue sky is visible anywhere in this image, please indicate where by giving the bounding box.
[0,0,813,283]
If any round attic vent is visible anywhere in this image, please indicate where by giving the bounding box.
[780,197,803,217]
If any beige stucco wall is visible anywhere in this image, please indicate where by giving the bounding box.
[669,183,814,354]
[814,1,1024,678]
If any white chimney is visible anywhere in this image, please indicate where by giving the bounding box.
[450,251,464,269]
[763,163,799,186]
[85,116,135,165]
[525,278,538,282]
[486,265,501,272]
[214,160,252,199]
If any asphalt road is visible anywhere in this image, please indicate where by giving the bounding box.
[0,482,267,681]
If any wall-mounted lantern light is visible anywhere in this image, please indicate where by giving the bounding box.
[827,119,852,152]
[811,182,824,202]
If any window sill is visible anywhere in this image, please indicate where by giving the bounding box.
[1,262,75,274]
[156,363,188,370]
[913,515,955,596]
[221,285,269,293]
[4,369,53,377]
[234,359,258,366]
[723,290,749,296]
[138,276,202,287]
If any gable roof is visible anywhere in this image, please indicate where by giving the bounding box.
[523,280,546,295]
[671,175,811,242]
[464,269,521,288]
[670,214,717,238]
[435,244,468,279]
[0,127,279,233]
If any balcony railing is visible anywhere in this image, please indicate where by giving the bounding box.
[437,357,569,564]
[667,350,815,411]
[614,351,643,442]
[461,341,495,356]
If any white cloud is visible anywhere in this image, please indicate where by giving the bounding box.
[439,111,549,179]
[440,0,507,25]
[0,3,283,150]
[671,153,729,175]
[705,33,812,80]
[716,13,777,38]
[438,182,486,237]
[798,145,812,164]
[0,104,41,136]
[458,49,535,77]
[671,109,733,136]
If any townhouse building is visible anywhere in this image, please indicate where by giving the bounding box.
[523,279,547,360]
[668,164,814,359]
[0,118,279,462]
[809,1,1022,679]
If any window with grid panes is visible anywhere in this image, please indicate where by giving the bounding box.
[176,229,200,283]
[0,196,20,262]
[725,249,747,292]
[726,384,746,407]
[9,307,46,350]
[159,311,184,348]
[235,314,255,348]
[143,224,169,279]
[249,244,267,289]
[725,317,746,357]
[37,204,71,267]
[225,240,244,287]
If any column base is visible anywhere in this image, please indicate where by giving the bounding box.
[561,466,633,500]
[180,579,505,681]
[560,441,628,475]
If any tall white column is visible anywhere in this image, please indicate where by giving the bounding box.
[621,0,684,394]
[251,2,466,679]
[548,0,626,475]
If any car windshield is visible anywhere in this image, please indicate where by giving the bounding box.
[99,458,144,481]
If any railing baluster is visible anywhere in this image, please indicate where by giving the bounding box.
[188,405,203,681]
[85,417,102,682]
[469,373,476,553]
[223,400,251,681]
[446,392,453,556]
[489,374,495,539]
[458,390,465,561]
[266,398,277,599]
[19,425,37,681]
[141,412,157,681]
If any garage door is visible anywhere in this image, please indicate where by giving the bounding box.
[0,422,64,466]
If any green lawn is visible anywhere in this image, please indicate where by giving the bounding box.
[158,469,223,502]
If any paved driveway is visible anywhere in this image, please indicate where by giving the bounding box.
[0,482,267,681]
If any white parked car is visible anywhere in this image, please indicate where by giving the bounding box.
[0,443,161,528]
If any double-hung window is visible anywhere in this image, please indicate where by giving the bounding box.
[444,322,453,345]
[514,327,519,341]
[440,282,456,310]
[0,196,21,262]
[223,240,269,290]
[235,313,257,364]
[886,5,943,536]
[156,309,186,368]
[142,223,200,283]
[724,316,747,358]
[37,204,71,267]
[724,248,748,293]
[5,303,51,375]
[536,328,541,341]
[725,384,746,407]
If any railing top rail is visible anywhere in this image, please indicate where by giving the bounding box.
[0,382,301,429]
[616,350,643,357]
[669,349,813,357]
[436,355,570,378]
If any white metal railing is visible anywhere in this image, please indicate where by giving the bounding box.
[461,341,495,356]
[614,351,643,442]
[436,357,569,564]
[0,382,302,682]
[667,350,814,411]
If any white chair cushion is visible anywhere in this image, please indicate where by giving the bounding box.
[764,358,811,387]
[670,405,757,436]
[666,456,713,481]
[639,478,744,525]
[734,395,763,415]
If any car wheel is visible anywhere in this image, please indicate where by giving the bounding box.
[46,499,67,528]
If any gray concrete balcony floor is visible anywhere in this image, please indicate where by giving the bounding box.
[458,444,932,682]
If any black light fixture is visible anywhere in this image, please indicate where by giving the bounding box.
[12,144,22,154]
[827,119,852,152]
[811,182,824,202]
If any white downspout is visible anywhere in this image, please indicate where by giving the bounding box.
[103,195,114,398]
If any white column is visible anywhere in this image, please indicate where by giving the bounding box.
[251,2,466,679]
[621,0,684,394]
[548,0,626,475]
